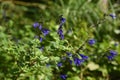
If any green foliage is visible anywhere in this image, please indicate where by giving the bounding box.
[0,0,120,80]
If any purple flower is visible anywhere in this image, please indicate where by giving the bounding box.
[58,28,63,35]
[107,55,113,60]
[39,37,43,42]
[66,52,72,57]
[58,28,64,40]
[57,16,66,40]
[33,22,39,28]
[57,62,62,67]
[109,50,117,57]
[60,17,66,24]
[60,74,67,80]
[109,13,116,19]
[39,24,42,30]
[107,50,117,60]
[79,54,88,60]
[74,57,84,66]
[60,34,64,40]
[88,39,95,45]
[41,28,50,36]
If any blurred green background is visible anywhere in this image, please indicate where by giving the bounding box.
[0,0,120,80]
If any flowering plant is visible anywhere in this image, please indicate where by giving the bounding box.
[31,14,119,80]
[0,1,119,80]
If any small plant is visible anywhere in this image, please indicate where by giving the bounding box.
[32,14,119,80]
[0,1,119,80]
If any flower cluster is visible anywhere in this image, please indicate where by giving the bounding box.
[57,16,66,40]
[33,22,50,51]
[73,54,88,66]
[32,15,118,80]
[57,52,88,80]
[107,50,117,60]
[33,22,50,38]
[56,38,95,79]
[73,57,84,66]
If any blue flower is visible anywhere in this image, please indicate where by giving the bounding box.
[109,13,116,19]
[57,16,66,40]
[39,24,42,30]
[33,22,39,28]
[60,34,64,40]
[109,50,117,57]
[107,55,113,60]
[66,52,72,57]
[107,50,117,60]
[60,17,66,24]
[74,57,84,66]
[39,37,43,42]
[57,62,62,67]
[60,74,67,80]
[88,39,95,45]
[79,54,88,60]
[58,28,64,40]
[58,28,63,35]
[41,28,50,36]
